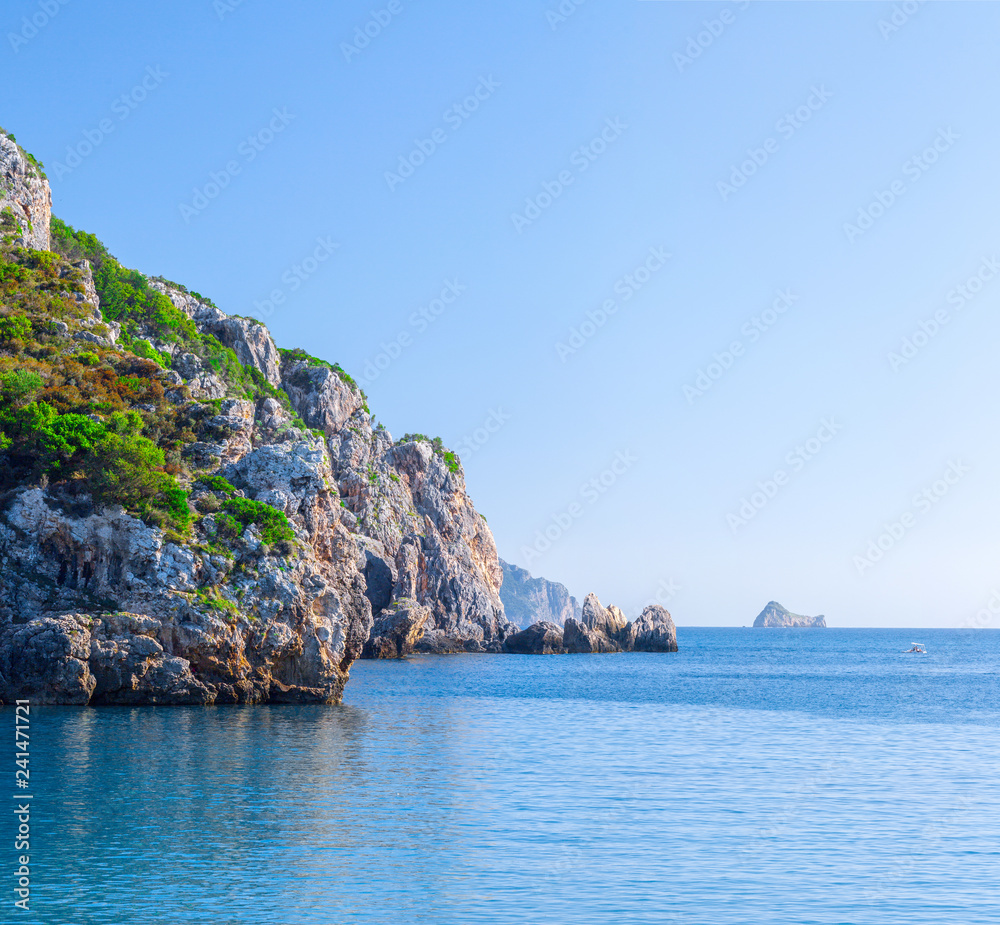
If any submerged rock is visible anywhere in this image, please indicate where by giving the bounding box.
[753,601,826,628]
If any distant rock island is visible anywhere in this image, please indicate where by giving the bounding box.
[753,601,826,628]
[499,560,581,628]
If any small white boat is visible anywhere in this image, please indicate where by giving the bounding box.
[905,643,926,654]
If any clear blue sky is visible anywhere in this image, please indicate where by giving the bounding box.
[4,0,1000,627]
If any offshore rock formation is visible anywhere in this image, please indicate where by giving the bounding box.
[499,559,581,628]
[503,621,565,655]
[753,601,826,628]
[0,131,50,251]
[504,593,677,655]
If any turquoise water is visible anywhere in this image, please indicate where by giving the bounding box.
[10,628,1000,924]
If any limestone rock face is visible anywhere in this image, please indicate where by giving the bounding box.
[508,593,678,655]
[630,605,678,652]
[206,317,282,387]
[0,131,50,251]
[753,601,826,628]
[503,621,565,655]
[282,360,365,436]
[0,398,373,705]
[148,281,282,388]
[362,600,432,658]
[296,374,515,654]
[129,278,513,659]
[499,559,581,628]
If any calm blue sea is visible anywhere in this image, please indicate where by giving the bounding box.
[8,628,1000,924]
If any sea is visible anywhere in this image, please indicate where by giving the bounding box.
[10,628,1000,924]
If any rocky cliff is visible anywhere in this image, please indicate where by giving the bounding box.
[499,559,581,628]
[753,601,826,628]
[0,123,513,704]
[146,280,516,656]
[504,593,677,654]
[0,130,50,252]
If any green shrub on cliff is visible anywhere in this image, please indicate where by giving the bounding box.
[197,475,236,496]
[0,397,191,532]
[130,338,171,368]
[221,497,295,545]
[0,369,43,404]
[0,314,31,342]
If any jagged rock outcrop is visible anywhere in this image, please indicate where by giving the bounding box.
[753,601,826,628]
[628,605,679,651]
[361,600,432,659]
[504,593,677,654]
[292,368,516,655]
[149,281,283,390]
[281,358,364,435]
[0,130,50,251]
[75,276,512,661]
[503,621,565,655]
[499,559,581,628]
